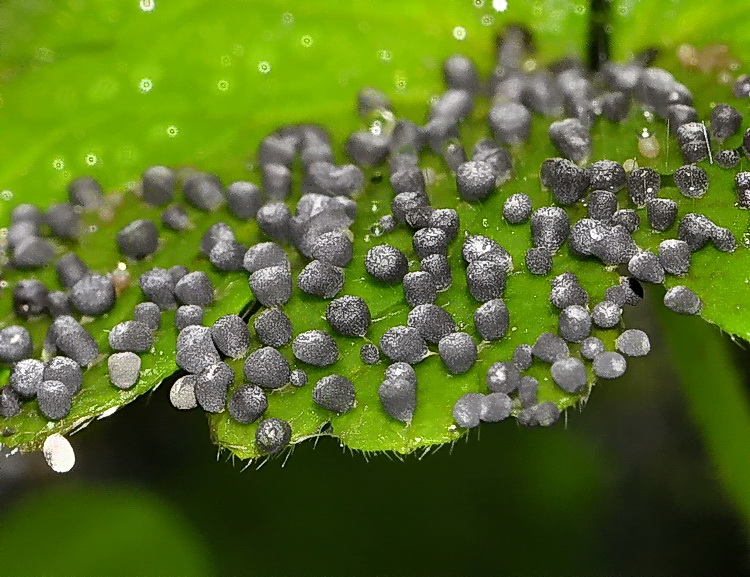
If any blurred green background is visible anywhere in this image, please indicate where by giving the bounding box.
[1,1,750,574]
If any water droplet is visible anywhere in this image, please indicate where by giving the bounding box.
[301,35,313,48]
[258,61,271,74]
[87,225,98,234]
[363,234,371,243]
[370,120,382,136]
[473,0,485,7]
[166,125,179,138]
[370,202,379,213]
[0,190,12,201]
[493,0,509,11]
[394,74,407,93]
[574,4,587,14]
[217,79,230,91]
[220,55,232,67]
[452,26,467,41]
[139,0,155,12]
[378,49,392,62]
[52,158,65,170]
[481,14,495,26]
[370,224,383,237]
[139,78,153,93]
[482,218,489,228]
[85,154,98,166]
[281,12,294,25]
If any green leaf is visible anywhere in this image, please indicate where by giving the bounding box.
[1,0,750,463]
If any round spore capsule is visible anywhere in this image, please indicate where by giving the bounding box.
[444,54,479,92]
[664,285,702,315]
[108,321,153,353]
[108,352,141,390]
[243,347,290,389]
[407,304,456,344]
[403,272,437,307]
[736,172,750,208]
[50,316,99,366]
[540,158,589,205]
[390,167,426,195]
[591,300,622,328]
[326,296,371,337]
[117,219,159,259]
[676,122,710,163]
[253,309,293,348]
[678,212,717,252]
[161,205,191,231]
[473,299,509,341]
[45,202,80,239]
[478,392,512,424]
[311,231,354,267]
[628,251,665,284]
[249,266,292,307]
[70,274,115,316]
[420,254,452,291]
[428,208,460,241]
[513,344,533,371]
[658,239,691,275]
[379,326,428,365]
[489,101,531,145]
[183,172,224,211]
[228,384,268,424]
[175,271,214,306]
[200,223,233,254]
[0,386,21,418]
[580,336,605,360]
[412,227,449,259]
[313,374,356,414]
[292,330,339,367]
[9,358,44,399]
[452,392,483,429]
[379,377,417,423]
[710,103,742,141]
[0,325,33,363]
[486,361,520,394]
[466,260,506,303]
[297,260,345,299]
[548,118,592,163]
[211,314,250,359]
[716,149,740,169]
[37,380,72,420]
[461,235,512,269]
[176,325,221,374]
[210,240,246,272]
[141,165,175,206]
[627,167,660,207]
[243,242,288,273]
[46,291,70,318]
[456,160,496,202]
[518,376,539,407]
[646,198,678,232]
[673,165,708,198]
[256,202,292,242]
[134,302,161,330]
[43,356,82,395]
[558,305,592,343]
[55,253,89,290]
[502,193,532,224]
[262,163,292,199]
[438,332,476,375]
[391,191,428,224]
[169,265,189,283]
[592,351,627,379]
[360,343,380,365]
[13,237,55,269]
[286,369,306,388]
[532,332,569,363]
[550,272,588,309]
[518,402,561,427]
[405,203,435,230]
[530,207,570,252]
[616,329,651,357]
[551,357,587,393]
[226,181,262,219]
[255,418,292,454]
[587,190,618,221]
[588,160,626,193]
[169,375,198,411]
[365,244,408,284]
[139,268,176,310]
[13,279,49,319]
[345,131,389,167]
[524,247,553,276]
[175,305,203,331]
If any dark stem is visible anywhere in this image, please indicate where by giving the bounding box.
[588,0,611,71]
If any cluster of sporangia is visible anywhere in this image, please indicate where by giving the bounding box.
[1,27,749,459]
